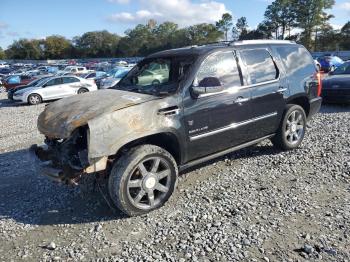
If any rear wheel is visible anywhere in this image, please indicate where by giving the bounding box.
[108,145,178,216]
[78,88,88,94]
[27,94,42,105]
[152,80,160,85]
[272,104,306,150]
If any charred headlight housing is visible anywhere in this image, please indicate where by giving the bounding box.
[44,126,90,170]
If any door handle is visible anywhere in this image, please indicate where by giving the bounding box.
[276,87,288,93]
[235,97,249,104]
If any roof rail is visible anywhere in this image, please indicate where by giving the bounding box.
[232,40,296,45]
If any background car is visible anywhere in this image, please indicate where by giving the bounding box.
[137,69,168,86]
[3,74,37,91]
[8,75,52,100]
[81,71,108,88]
[12,75,98,105]
[317,55,344,72]
[321,61,350,103]
[100,68,131,89]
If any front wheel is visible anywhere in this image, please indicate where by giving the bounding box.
[108,145,178,216]
[272,104,306,150]
[27,94,42,105]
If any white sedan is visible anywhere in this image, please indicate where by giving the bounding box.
[13,76,97,105]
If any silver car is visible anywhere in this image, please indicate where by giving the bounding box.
[13,76,98,105]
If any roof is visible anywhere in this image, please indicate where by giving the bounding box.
[147,40,297,58]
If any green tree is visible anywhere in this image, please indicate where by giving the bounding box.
[5,39,42,59]
[216,13,233,41]
[293,0,335,49]
[235,17,249,40]
[340,21,350,49]
[44,35,72,59]
[0,47,5,59]
[264,0,297,39]
[185,23,223,45]
[75,30,120,58]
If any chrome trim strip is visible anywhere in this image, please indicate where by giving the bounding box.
[180,134,275,172]
[189,112,277,141]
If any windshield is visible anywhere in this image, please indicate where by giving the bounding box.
[114,70,130,78]
[35,78,50,87]
[332,62,350,74]
[114,56,195,96]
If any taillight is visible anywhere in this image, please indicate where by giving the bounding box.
[313,72,322,97]
[316,72,322,96]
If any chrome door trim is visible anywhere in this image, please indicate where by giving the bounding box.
[189,111,278,141]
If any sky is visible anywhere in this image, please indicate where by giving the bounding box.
[0,0,349,49]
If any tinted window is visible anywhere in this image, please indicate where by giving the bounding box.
[276,46,315,75]
[241,49,277,84]
[44,78,62,87]
[63,77,80,84]
[197,52,241,87]
[136,60,170,86]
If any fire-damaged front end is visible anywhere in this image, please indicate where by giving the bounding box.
[31,126,107,184]
[30,89,181,184]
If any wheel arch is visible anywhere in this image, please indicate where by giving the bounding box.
[286,95,310,117]
[110,132,183,165]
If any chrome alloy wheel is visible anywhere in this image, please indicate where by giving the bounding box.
[285,110,305,145]
[127,157,172,210]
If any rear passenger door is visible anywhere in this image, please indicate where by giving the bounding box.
[183,51,254,161]
[61,77,81,96]
[239,48,285,139]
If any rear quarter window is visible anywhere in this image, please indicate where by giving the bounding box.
[276,45,315,75]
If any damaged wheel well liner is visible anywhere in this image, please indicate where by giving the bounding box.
[111,132,181,165]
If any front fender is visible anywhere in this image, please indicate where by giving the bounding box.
[87,103,182,159]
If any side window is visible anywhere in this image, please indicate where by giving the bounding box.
[197,52,241,87]
[240,49,277,84]
[45,78,62,87]
[63,77,80,84]
[276,46,315,76]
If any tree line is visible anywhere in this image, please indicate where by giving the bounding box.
[0,0,349,60]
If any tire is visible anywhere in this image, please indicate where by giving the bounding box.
[152,80,160,85]
[78,88,89,94]
[108,144,178,216]
[272,104,306,151]
[27,93,42,105]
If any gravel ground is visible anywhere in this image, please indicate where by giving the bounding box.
[0,92,349,262]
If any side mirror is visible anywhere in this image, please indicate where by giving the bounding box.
[191,77,224,96]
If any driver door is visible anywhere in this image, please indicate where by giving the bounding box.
[183,50,254,161]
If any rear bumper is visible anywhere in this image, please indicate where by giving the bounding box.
[308,97,322,120]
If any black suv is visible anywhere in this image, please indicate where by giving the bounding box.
[32,40,322,216]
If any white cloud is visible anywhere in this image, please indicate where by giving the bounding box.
[107,0,230,27]
[0,22,8,30]
[107,0,130,4]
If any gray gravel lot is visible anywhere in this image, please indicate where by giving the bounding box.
[0,92,349,261]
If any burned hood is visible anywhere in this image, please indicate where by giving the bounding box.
[38,89,157,138]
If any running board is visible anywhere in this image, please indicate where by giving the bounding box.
[179,134,275,172]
